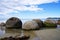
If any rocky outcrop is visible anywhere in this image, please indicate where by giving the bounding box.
[32,19,43,28]
[6,17,22,29]
[22,21,39,30]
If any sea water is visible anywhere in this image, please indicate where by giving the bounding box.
[0,27,5,36]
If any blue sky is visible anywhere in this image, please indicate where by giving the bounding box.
[0,0,60,22]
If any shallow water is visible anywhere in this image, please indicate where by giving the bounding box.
[0,29,5,36]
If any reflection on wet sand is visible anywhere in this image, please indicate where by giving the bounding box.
[0,29,40,40]
[0,29,60,40]
[23,30,40,40]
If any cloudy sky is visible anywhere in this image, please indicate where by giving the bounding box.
[0,0,60,22]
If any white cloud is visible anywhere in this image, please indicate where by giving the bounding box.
[0,0,59,14]
[18,0,59,5]
[14,5,43,11]
[0,8,13,14]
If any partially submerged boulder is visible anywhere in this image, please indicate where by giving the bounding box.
[0,22,6,26]
[6,17,22,29]
[0,22,6,30]
[32,19,43,28]
[22,21,39,30]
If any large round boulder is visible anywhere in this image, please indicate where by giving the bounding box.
[44,19,56,24]
[32,19,43,28]
[6,17,22,29]
[43,19,57,28]
[22,21,39,30]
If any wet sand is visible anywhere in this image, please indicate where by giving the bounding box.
[34,29,60,40]
[0,29,60,40]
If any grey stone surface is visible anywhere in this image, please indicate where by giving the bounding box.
[6,17,22,29]
[32,19,43,28]
[22,21,39,30]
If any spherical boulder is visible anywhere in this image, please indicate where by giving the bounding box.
[32,19,43,28]
[22,21,39,30]
[6,17,22,29]
[43,19,57,28]
[44,19,56,24]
